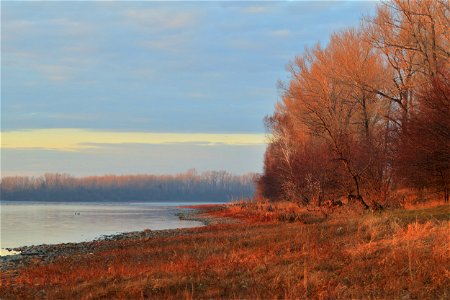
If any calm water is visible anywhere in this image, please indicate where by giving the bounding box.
[0,202,207,250]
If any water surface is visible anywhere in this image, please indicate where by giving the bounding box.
[0,201,208,250]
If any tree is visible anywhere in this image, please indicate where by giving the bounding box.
[282,30,387,208]
[364,0,449,126]
[258,0,449,208]
[396,72,450,202]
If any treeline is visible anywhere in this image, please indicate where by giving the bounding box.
[1,170,256,202]
[257,0,449,208]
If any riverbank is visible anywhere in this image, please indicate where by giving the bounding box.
[0,205,229,272]
[1,202,449,299]
[0,202,211,250]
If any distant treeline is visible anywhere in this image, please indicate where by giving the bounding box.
[0,170,256,202]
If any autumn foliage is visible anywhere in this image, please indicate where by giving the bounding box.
[257,0,449,208]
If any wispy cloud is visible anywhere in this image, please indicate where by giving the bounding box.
[125,8,199,31]
[2,19,35,43]
[241,5,271,14]
[229,38,261,50]
[186,92,210,100]
[49,18,95,37]
[140,34,191,52]
[1,129,268,152]
[268,29,291,38]
[34,64,72,81]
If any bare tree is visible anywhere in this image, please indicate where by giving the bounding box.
[396,72,450,202]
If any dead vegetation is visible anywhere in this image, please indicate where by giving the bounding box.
[1,200,448,299]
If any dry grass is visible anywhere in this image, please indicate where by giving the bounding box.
[209,199,329,223]
[1,202,449,299]
[394,188,447,209]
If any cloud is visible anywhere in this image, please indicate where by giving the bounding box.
[3,12,97,83]
[229,38,261,50]
[125,8,199,31]
[268,29,291,38]
[1,129,269,152]
[140,34,191,52]
[49,18,96,37]
[186,92,210,100]
[2,19,35,43]
[2,143,266,176]
[241,5,271,14]
[34,64,72,81]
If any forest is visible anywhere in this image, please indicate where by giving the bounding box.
[0,170,256,202]
[257,0,449,209]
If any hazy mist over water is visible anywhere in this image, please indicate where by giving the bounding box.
[0,202,206,249]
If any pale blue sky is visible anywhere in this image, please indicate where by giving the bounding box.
[2,1,377,176]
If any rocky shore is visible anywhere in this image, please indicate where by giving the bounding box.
[175,205,234,225]
[0,205,230,272]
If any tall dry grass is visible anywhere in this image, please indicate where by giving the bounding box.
[1,202,448,299]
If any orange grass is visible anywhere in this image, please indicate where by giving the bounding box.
[1,202,449,299]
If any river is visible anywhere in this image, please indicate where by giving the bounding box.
[0,201,209,253]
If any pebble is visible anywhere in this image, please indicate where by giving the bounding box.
[0,206,227,272]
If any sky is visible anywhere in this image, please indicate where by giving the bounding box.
[1,1,377,177]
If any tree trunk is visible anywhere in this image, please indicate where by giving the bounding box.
[349,175,370,210]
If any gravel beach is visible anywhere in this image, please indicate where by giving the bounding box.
[0,205,231,272]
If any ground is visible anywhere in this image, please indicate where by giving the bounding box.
[0,201,449,299]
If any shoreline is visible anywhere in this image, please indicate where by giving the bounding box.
[1,203,448,299]
[0,204,229,272]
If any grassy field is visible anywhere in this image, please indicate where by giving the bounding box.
[1,201,449,299]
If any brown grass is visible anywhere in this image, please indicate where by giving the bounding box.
[1,202,449,299]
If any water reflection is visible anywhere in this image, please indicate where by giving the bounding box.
[0,202,207,249]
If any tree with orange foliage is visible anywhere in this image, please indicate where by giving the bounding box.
[258,29,389,209]
[258,0,449,208]
[365,0,449,125]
